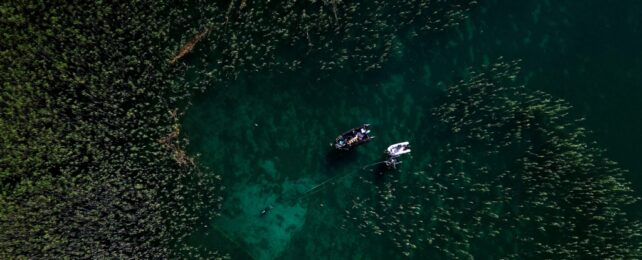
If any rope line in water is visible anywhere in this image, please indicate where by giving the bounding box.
[295,170,361,201]
[361,160,388,171]
[269,168,363,208]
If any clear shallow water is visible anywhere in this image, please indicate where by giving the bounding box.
[184,71,437,259]
[182,0,642,258]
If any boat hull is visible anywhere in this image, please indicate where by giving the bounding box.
[332,124,373,150]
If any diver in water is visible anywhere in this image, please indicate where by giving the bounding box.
[384,157,402,170]
[260,205,273,216]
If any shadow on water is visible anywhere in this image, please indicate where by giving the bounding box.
[368,159,402,182]
[323,148,359,173]
[372,165,396,180]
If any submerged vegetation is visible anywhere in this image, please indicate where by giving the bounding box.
[346,60,642,258]
[0,0,473,258]
[2,0,640,259]
[0,2,224,258]
[174,0,475,84]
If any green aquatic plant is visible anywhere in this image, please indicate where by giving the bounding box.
[172,0,475,84]
[0,2,225,258]
[346,60,642,258]
[1,0,476,258]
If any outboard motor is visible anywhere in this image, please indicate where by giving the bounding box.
[383,142,411,170]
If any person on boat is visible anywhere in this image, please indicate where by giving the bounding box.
[348,135,359,145]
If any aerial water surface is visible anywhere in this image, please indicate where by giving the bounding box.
[182,0,642,258]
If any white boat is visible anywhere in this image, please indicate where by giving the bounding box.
[361,142,411,171]
[385,142,411,157]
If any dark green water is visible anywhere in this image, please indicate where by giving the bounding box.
[182,0,642,258]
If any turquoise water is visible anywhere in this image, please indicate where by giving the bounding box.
[182,0,642,258]
[184,71,436,259]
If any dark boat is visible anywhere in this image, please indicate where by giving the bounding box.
[331,124,374,150]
